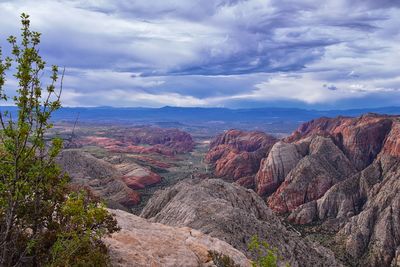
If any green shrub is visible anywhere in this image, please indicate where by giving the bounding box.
[248,235,289,267]
[48,191,119,266]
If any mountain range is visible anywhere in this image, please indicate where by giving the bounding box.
[2,106,400,125]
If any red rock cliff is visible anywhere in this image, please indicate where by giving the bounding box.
[205,130,277,187]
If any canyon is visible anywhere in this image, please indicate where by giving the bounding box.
[55,113,400,266]
[205,130,277,187]
[205,113,400,266]
[56,126,198,210]
[141,179,340,267]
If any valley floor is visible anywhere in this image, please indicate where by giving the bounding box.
[130,138,211,214]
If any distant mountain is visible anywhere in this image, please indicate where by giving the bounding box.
[2,105,400,123]
[2,105,400,134]
[30,106,400,122]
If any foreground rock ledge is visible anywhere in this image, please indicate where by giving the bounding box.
[141,179,341,267]
[104,209,251,267]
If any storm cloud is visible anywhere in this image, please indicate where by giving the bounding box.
[0,0,399,108]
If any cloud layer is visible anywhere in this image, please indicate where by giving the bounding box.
[0,0,399,108]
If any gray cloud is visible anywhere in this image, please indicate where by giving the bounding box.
[323,84,338,91]
[0,0,399,108]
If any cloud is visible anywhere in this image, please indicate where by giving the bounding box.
[0,0,399,108]
[323,84,338,91]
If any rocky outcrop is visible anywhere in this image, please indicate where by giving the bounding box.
[204,114,400,266]
[286,114,393,170]
[255,141,303,196]
[207,147,260,182]
[381,120,400,157]
[209,129,276,151]
[257,114,397,215]
[205,130,277,186]
[337,155,400,267]
[57,150,140,206]
[272,115,400,266]
[72,127,195,156]
[267,136,356,213]
[121,171,161,190]
[116,162,162,190]
[141,179,341,267]
[57,149,162,207]
[104,209,251,267]
[287,161,381,225]
[119,127,195,154]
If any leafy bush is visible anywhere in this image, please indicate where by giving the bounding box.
[248,235,289,267]
[0,13,119,266]
[48,191,119,266]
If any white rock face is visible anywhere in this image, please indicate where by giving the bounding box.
[104,209,251,267]
[256,141,302,195]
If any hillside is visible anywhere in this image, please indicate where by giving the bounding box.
[205,113,400,266]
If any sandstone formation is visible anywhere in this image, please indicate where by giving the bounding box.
[337,154,400,267]
[118,162,162,190]
[57,150,140,206]
[286,114,393,170]
[141,179,341,267]
[205,130,277,186]
[209,129,275,151]
[205,114,400,266]
[381,120,400,157]
[104,209,251,267]
[106,155,164,190]
[121,127,195,153]
[258,114,400,266]
[267,136,356,213]
[57,149,163,207]
[287,161,381,225]
[255,141,303,196]
[74,127,194,156]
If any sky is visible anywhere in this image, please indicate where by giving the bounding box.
[0,0,399,109]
